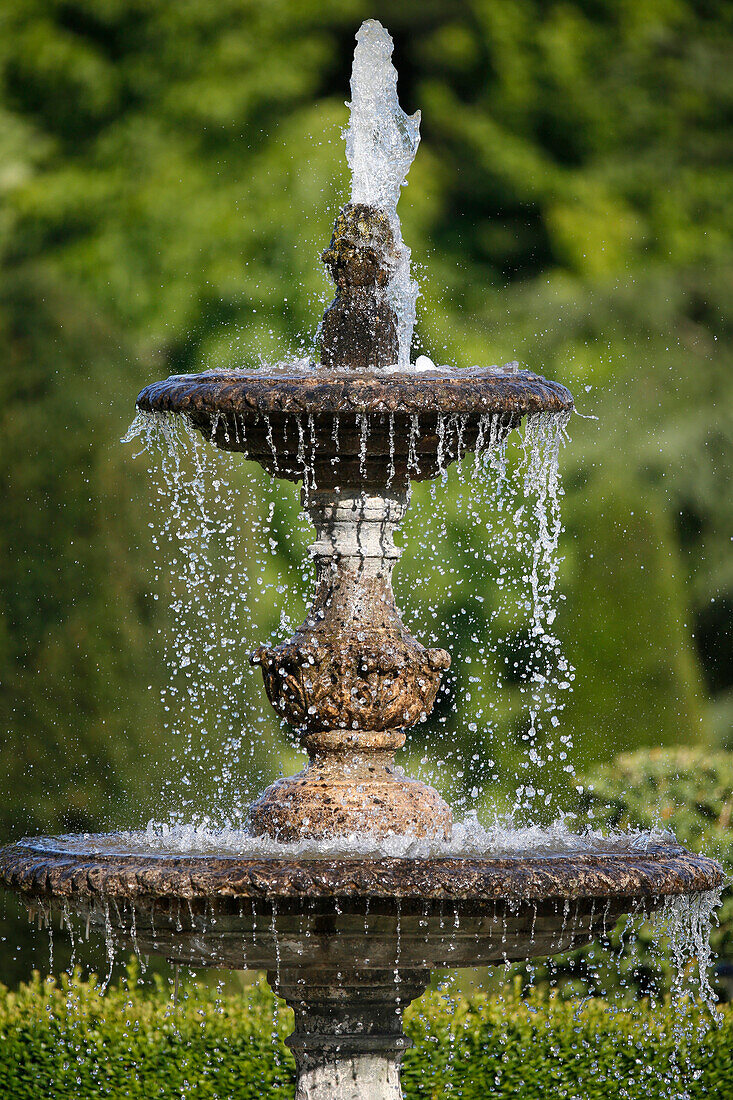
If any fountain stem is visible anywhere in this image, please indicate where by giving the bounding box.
[279,968,427,1100]
[249,474,452,840]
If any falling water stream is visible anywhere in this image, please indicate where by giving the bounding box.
[122,405,579,828]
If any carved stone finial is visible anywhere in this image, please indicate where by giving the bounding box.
[319,203,399,371]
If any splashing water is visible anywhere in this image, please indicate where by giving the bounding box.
[395,408,575,825]
[345,19,420,368]
[29,815,679,861]
[121,407,723,1069]
[346,21,420,211]
[123,407,594,834]
[657,888,722,1014]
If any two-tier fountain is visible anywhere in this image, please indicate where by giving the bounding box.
[0,20,721,1100]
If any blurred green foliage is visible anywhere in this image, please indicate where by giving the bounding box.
[583,747,733,963]
[0,1,731,980]
[0,966,730,1099]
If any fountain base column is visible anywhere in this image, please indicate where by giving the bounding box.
[275,969,428,1100]
[293,1051,402,1100]
[249,480,452,841]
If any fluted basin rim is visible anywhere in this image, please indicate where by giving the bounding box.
[0,838,721,906]
[136,366,574,419]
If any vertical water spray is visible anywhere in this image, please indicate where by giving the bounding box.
[345,20,420,369]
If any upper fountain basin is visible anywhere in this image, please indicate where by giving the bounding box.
[136,365,574,483]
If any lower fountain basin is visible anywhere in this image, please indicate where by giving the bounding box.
[1,835,722,1100]
[0,836,721,974]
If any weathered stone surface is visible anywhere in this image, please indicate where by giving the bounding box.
[0,828,722,1100]
[246,755,453,842]
[137,366,573,420]
[293,1051,403,1100]
[282,966,424,1100]
[10,843,687,1100]
[251,566,448,734]
[0,838,721,906]
[320,203,399,371]
[136,361,572,489]
[248,477,454,840]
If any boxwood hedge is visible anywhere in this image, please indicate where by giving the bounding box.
[0,966,730,1099]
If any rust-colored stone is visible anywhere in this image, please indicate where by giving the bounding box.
[246,753,453,842]
[0,838,722,907]
[251,569,448,734]
[320,204,399,371]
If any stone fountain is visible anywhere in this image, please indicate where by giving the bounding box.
[0,20,722,1100]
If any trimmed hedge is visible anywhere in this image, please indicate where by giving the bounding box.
[0,967,731,1099]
